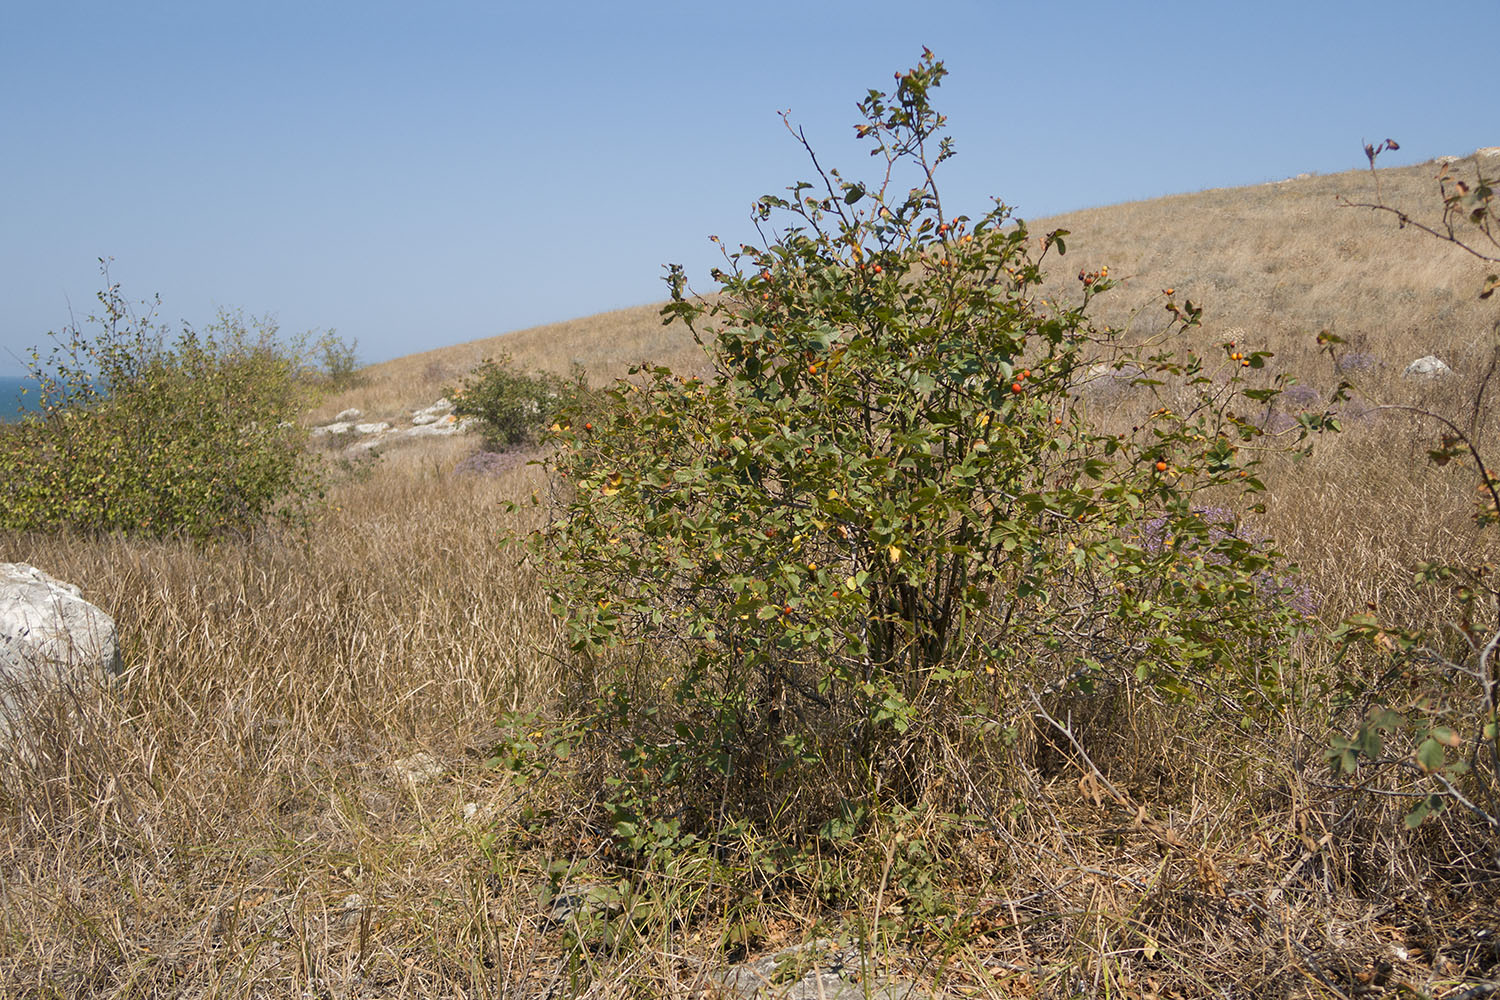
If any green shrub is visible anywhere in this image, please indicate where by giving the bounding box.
[310,329,363,390]
[448,355,593,449]
[0,274,322,539]
[539,52,1313,840]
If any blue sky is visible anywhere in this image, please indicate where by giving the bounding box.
[2,1,1491,375]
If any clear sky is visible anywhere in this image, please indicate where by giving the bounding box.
[2,1,1492,375]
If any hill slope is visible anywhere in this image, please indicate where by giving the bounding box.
[320,153,1498,422]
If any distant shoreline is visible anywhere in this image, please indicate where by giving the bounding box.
[0,376,40,423]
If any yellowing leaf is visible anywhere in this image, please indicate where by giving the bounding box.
[1416,737,1445,773]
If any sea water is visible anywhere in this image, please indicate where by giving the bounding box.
[0,376,41,422]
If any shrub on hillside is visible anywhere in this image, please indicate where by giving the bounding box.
[538,52,1315,843]
[448,355,594,449]
[0,275,323,538]
[310,329,364,390]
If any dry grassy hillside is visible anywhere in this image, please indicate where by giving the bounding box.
[312,303,703,422]
[4,151,1499,998]
[1030,157,1497,380]
[320,155,1497,425]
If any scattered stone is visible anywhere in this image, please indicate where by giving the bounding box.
[312,399,480,455]
[1403,355,1454,379]
[0,564,121,731]
[392,751,445,784]
[404,415,478,438]
[410,399,455,425]
[333,408,363,422]
[719,940,926,1000]
[405,414,459,435]
[340,893,367,927]
[344,437,385,455]
[1477,146,1500,158]
[545,883,618,926]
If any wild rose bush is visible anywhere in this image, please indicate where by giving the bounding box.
[537,52,1314,839]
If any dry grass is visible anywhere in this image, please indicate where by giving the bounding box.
[4,154,1500,997]
[1031,157,1497,370]
[310,303,705,425]
[0,445,571,996]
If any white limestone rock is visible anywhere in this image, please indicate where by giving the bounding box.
[1403,355,1454,379]
[393,751,445,784]
[0,564,121,731]
[718,939,923,1000]
[410,399,455,426]
[345,437,386,454]
[403,415,479,438]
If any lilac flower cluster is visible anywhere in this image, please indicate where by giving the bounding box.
[1134,506,1318,618]
[1335,352,1383,375]
[1280,384,1321,410]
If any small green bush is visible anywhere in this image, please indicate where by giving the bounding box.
[448,355,593,449]
[0,274,323,539]
[310,330,363,390]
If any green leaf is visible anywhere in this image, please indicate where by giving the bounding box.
[1415,736,1445,773]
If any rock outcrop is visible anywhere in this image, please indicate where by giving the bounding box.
[311,398,479,454]
[409,399,455,426]
[0,564,121,730]
[1403,355,1454,379]
[718,939,928,999]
